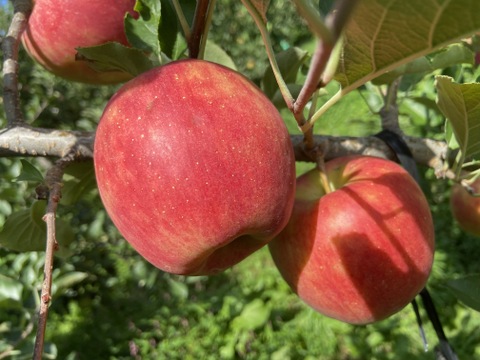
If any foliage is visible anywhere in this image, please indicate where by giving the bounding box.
[1,0,480,359]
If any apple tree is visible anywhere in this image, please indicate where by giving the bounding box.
[1,0,480,359]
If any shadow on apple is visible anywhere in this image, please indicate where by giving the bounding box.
[269,156,435,324]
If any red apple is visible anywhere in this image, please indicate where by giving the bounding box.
[21,0,136,84]
[450,178,480,236]
[94,59,296,275]
[269,155,435,324]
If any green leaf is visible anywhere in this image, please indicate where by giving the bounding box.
[158,0,178,59]
[262,47,309,100]
[167,278,189,301]
[435,76,480,171]
[15,159,44,183]
[51,271,89,297]
[445,120,460,151]
[61,162,97,205]
[126,0,162,55]
[0,201,74,254]
[446,274,480,312]
[125,0,178,59]
[204,41,237,70]
[231,299,270,331]
[0,274,23,304]
[76,42,156,77]
[373,43,475,85]
[335,0,480,93]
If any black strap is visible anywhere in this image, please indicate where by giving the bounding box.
[374,130,458,360]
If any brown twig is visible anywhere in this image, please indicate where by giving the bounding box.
[293,0,360,147]
[33,158,70,360]
[188,0,212,59]
[1,0,33,126]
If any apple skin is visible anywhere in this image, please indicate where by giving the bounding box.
[21,0,136,84]
[269,155,435,324]
[450,178,480,236]
[94,59,296,276]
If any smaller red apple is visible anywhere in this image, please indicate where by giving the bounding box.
[21,0,136,84]
[269,155,435,324]
[450,178,480,236]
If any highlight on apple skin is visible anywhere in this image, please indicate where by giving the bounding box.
[450,178,480,237]
[269,155,435,325]
[21,0,136,84]
[94,59,296,276]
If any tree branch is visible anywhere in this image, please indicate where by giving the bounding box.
[1,0,33,126]
[0,125,448,175]
[33,158,70,360]
[0,125,94,158]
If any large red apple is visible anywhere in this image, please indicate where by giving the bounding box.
[269,155,435,324]
[450,178,480,236]
[21,0,136,84]
[94,59,296,275]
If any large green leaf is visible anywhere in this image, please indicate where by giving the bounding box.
[335,0,480,93]
[0,201,74,254]
[446,274,480,312]
[125,0,178,59]
[76,42,156,77]
[435,76,480,170]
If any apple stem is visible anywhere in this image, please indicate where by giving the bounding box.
[316,154,333,194]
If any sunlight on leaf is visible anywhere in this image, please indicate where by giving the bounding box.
[373,43,474,85]
[335,0,480,93]
[204,41,237,70]
[435,76,480,173]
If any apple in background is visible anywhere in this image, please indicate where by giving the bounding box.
[94,59,296,276]
[450,178,480,236]
[21,0,136,84]
[269,156,435,325]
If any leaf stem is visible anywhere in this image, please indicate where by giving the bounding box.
[317,155,333,194]
[241,0,294,109]
[171,0,191,41]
